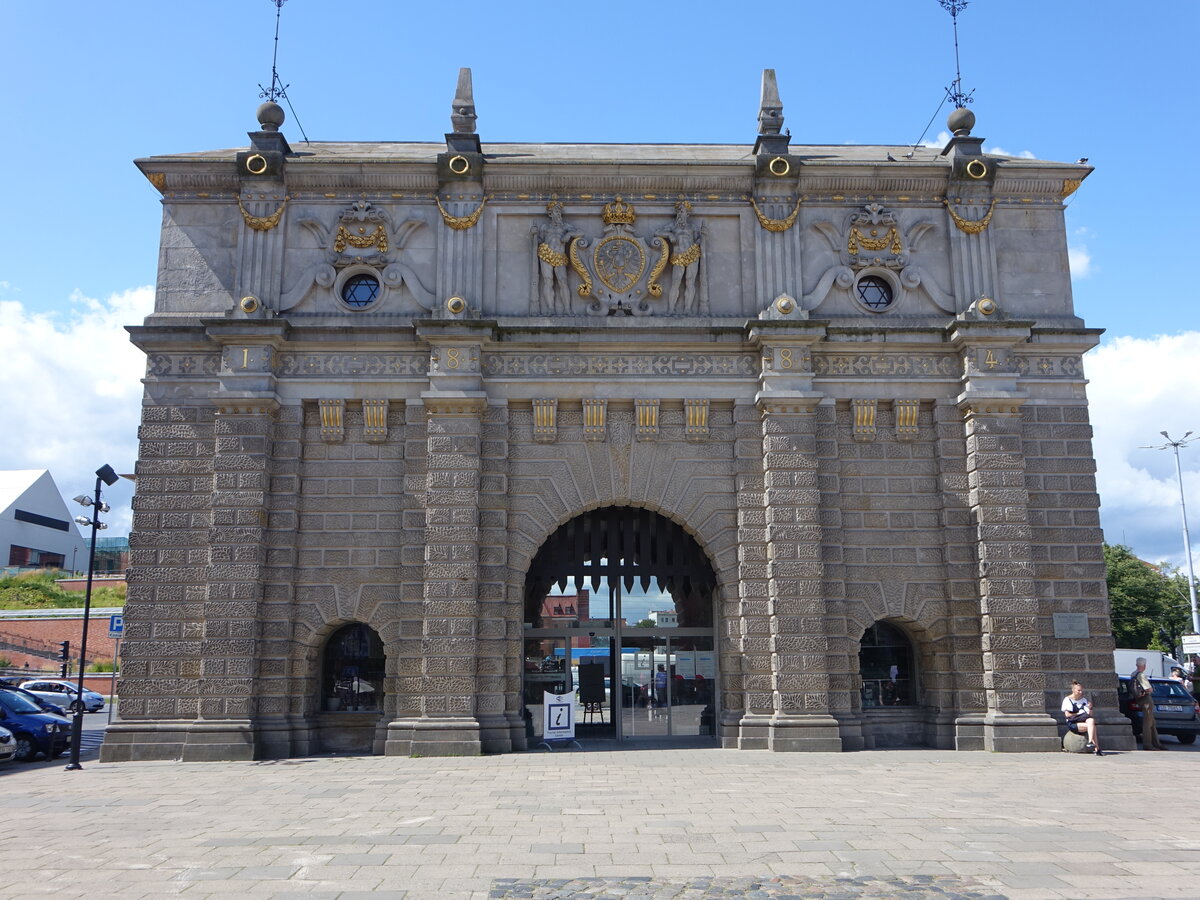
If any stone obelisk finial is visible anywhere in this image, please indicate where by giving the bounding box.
[446,67,482,154]
[754,69,790,156]
[451,67,477,134]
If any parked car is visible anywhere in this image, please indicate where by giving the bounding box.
[0,725,15,764]
[19,679,104,713]
[1,686,66,716]
[0,690,70,761]
[1116,675,1200,745]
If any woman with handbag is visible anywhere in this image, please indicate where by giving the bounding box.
[1061,680,1104,756]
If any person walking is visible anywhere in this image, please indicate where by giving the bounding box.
[1061,680,1104,756]
[1130,657,1165,750]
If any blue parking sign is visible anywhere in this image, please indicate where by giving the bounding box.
[108,614,124,638]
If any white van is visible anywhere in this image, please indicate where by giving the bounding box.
[1113,649,1184,679]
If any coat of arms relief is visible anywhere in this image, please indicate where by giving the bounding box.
[532,198,708,317]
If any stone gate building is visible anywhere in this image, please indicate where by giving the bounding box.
[102,70,1131,762]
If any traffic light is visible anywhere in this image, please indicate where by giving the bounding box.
[58,640,70,677]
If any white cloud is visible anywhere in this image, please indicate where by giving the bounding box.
[1087,332,1200,572]
[921,130,1035,159]
[0,287,154,535]
[1068,245,1092,279]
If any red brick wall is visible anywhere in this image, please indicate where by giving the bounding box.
[0,616,119,672]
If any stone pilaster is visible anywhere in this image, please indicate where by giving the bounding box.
[400,392,486,755]
[961,398,1058,751]
[477,400,518,752]
[184,398,278,761]
[257,402,306,757]
[389,320,493,756]
[100,397,215,762]
[748,321,840,750]
[728,400,770,748]
[758,394,841,751]
[951,315,1059,751]
[933,399,987,750]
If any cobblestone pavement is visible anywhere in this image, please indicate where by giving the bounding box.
[2,746,1198,899]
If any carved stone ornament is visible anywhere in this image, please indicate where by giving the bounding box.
[531,200,581,315]
[804,202,954,315]
[282,200,435,313]
[556,197,708,317]
[319,399,345,442]
[851,399,877,442]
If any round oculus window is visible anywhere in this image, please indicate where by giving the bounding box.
[341,273,381,309]
[856,275,893,311]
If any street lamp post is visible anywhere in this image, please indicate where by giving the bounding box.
[66,463,119,771]
[1145,432,1199,635]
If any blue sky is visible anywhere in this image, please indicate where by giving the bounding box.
[1,1,1197,575]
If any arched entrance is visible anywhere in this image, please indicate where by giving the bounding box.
[316,622,385,754]
[523,506,718,745]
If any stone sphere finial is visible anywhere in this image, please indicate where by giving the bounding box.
[256,101,285,132]
[947,106,975,138]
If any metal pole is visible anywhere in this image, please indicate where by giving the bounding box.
[1169,440,1200,634]
[65,475,102,771]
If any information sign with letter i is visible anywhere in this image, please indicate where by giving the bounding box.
[541,691,579,749]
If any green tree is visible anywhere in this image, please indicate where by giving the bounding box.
[1104,543,1190,651]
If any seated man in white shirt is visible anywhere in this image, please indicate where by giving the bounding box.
[1061,680,1104,756]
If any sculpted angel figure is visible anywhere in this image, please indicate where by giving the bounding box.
[532,200,580,315]
[656,200,705,314]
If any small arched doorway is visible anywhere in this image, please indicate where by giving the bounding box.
[316,622,385,754]
[523,506,718,745]
[858,619,925,748]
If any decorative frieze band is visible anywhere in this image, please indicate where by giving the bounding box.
[813,355,959,378]
[278,353,427,377]
[483,353,757,378]
[145,349,1085,383]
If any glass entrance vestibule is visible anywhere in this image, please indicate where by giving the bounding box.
[522,507,718,744]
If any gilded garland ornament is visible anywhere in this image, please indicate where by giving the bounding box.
[435,195,487,230]
[568,236,593,297]
[536,243,568,267]
[1061,178,1083,199]
[334,224,388,253]
[670,243,702,267]
[749,196,801,232]
[239,196,289,232]
[944,198,995,235]
[847,226,902,255]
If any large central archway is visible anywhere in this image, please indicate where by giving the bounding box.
[522,506,718,745]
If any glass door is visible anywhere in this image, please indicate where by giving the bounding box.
[523,636,569,744]
[620,632,671,738]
